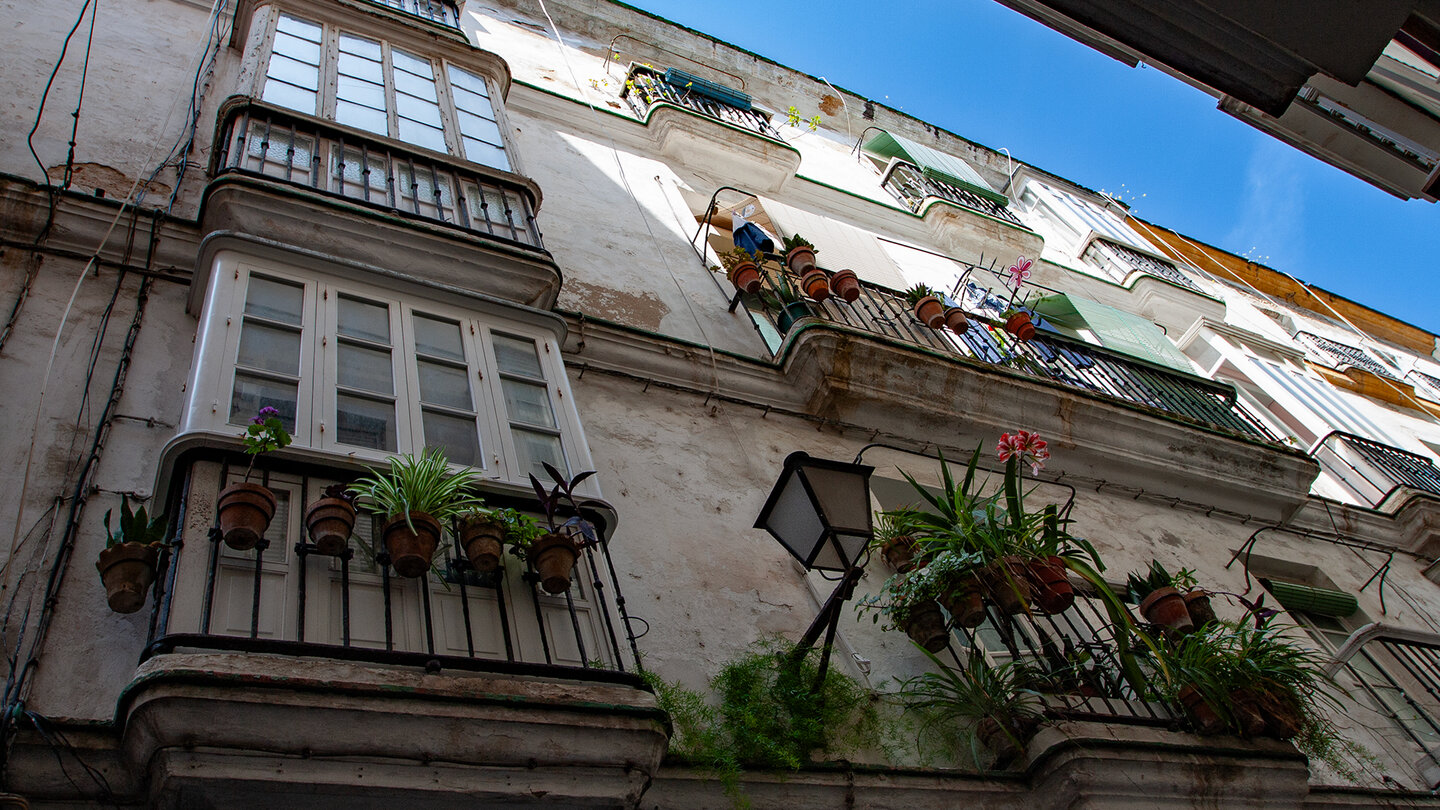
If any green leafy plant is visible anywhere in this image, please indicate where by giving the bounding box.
[494,507,543,555]
[903,283,939,307]
[347,447,484,531]
[784,106,820,132]
[896,646,1043,768]
[103,497,167,549]
[779,233,815,254]
[859,569,944,630]
[718,246,761,272]
[1126,560,1176,603]
[239,406,291,481]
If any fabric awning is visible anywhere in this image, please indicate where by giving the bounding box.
[757,197,908,290]
[1265,580,1359,618]
[1031,294,1195,373]
[861,131,1007,206]
[662,68,751,110]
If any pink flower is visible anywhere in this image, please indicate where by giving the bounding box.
[997,429,1050,474]
[1006,256,1033,289]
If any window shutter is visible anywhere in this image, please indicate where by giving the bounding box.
[1266,580,1359,618]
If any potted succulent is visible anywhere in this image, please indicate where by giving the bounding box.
[872,509,926,572]
[830,268,861,303]
[524,463,598,594]
[305,483,357,556]
[897,647,1043,769]
[862,570,949,652]
[216,407,290,550]
[347,448,484,578]
[96,497,166,614]
[904,283,945,328]
[1127,560,1195,635]
[759,271,811,334]
[718,246,762,295]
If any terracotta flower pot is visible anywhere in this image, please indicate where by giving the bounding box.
[727,261,761,294]
[1027,555,1075,614]
[786,246,817,275]
[1139,586,1195,634]
[977,717,1029,768]
[530,532,580,594]
[216,482,277,551]
[1255,689,1304,740]
[985,557,1031,615]
[940,582,987,628]
[901,600,950,652]
[459,515,505,573]
[912,295,945,328]
[942,306,970,334]
[830,269,861,303]
[96,542,159,614]
[1178,684,1226,735]
[881,536,921,573]
[1230,688,1268,737]
[382,512,442,578]
[1184,589,1216,628]
[1004,312,1036,341]
[800,268,831,302]
[305,496,356,556]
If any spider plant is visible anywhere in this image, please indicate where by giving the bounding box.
[896,646,1043,768]
[347,447,485,532]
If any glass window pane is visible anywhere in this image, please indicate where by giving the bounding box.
[237,322,301,375]
[337,296,390,342]
[501,378,556,428]
[457,110,503,145]
[413,314,464,361]
[231,373,298,432]
[337,394,396,450]
[337,75,385,109]
[268,53,320,89]
[391,49,433,78]
[397,119,447,152]
[245,276,304,324]
[261,81,317,115]
[335,101,387,135]
[331,147,387,197]
[394,69,438,102]
[461,138,509,171]
[493,334,543,377]
[276,14,321,41]
[418,360,472,409]
[451,85,493,115]
[396,92,443,127]
[337,343,394,395]
[422,410,480,467]
[338,34,382,61]
[272,31,321,64]
[447,65,490,98]
[513,429,566,480]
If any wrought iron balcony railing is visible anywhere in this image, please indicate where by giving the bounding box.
[1295,332,1399,379]
[880,160,1024,226]
[1313,431,1440,504]
[215,100,543,249]
[367,0,461,29]
[621,65,784,141]
[1082,238,1203,293]
[145,452,640,682]
[1325,625,1440,789]
[742,265,1276,441]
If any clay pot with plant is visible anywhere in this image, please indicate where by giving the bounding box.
[347,448,484,578]
[904,283,945,328]
[928,550,987,628]
[520,463,598,594]
[865,570,950,652]
[1003,309,1036,341]
[216,407,291,551]
[782,233,818,276]
[1128,561,1195,635]
[830,268,861,303]
[96,497,167,614]
[305,483,358,556]
[943,305,970,334]
[718,247,762,295]
[872,509,926,573]
[897,646,1043,769]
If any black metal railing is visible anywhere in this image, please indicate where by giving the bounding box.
[1082,238,1203,293]
[145,453,641,681]
[880,161,1023,226]
[1314,431,1440,503]
[739,262,1276,441]
[366,0,461,28]
[1294,332,1398,379]
[1325,625,1440,789]
[621,66,783,141]
[215,100,543,249]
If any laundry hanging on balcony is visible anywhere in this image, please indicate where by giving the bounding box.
[731,210,775,256]
[757,197,909,290]
[861,131,1008,206]
[1031,294,1195,373]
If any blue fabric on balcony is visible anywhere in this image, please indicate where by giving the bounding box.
[732,221,774,256]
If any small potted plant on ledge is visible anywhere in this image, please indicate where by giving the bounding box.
[904,283,945,328]
[861,569,949,652]
[830,268,861,303]
[305,483,357,556]
[1127,560,1195,635]
[872,509,926,573]
[524,463,598,594]
[1001,305,1037,341]
[348,448,483,578]
[216,407,290,550]
[898,647,1043,769]
[96,497,167,614]
[782,233,818,275]
[718,247,762,295]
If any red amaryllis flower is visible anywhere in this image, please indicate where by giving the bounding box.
[997,429,1050,474]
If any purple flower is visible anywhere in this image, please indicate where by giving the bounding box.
[252,406,281,424]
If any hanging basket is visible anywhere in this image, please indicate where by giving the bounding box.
[305,496,356,556]
[1139,586,1194,634]
[943,306,970,334]
[900,601,949,652]
[727,260,762,295]
[1004,312,1036,341]
[911,295,945,329]
[801,268,831,301]
[96,542,159,614]
[530,532,580,594]
[785,246,817,275]
[216,482,277,551]
[459,515,506,573]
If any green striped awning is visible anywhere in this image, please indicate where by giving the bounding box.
[861,131,1007,206]
[1266,580,1359,618]
[1031,294,1195,373]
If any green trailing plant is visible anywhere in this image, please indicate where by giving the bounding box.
[494,507,543,556]
[870,508,922,551]
[784,105,821,132]
[347,447,485,531]
[645,638,891,808]
[895,646,1043,769]
[1170,566,1200,592]
[103,497,167,549]
[859,569,945,631]
[718,246,761,272]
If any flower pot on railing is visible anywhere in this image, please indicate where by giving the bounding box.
[985,557,1031,615]
[800,268,831,302]
[1177,684,1226,735]
[939,580,987,628]
[830,269,861,303]
[1229,688,1268,737]
[775,301,811,334]
[881,536,923,572]
[1004,311,1036,341]
[529,531,579,594]
[912,295,945,329]
[96,542,160,614]
[900,601,950,652]
[1027,555,1074,614]
[216,482,278,551]
[382,512,443,578]
[786,245,817,276]
[1139,586,1194,634]
[727,259,762,295]
[1183,589,1216,628]
[943,306,970,334]
[459,514,506,573]
[305,495,356,556]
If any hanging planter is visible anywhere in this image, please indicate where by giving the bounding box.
[528,532,580,594]
[774,300,811,334]
[524,465,599,595]
[800,268,831,301]
[900,600,950,652]
[97,499,165,614]
[1139,586,1194,634]
[1183,589,1216,628]
[1177,684,1226,735]
[1027,555,1074,614]
[939,581,986,628]
[304,484,357,556]
[781,233,817,275]
[1256,689,1304,740]
[217,483,278,551]
[382,512,443,577]
[904,284,945,329]
[458,511,506,573]
[1004,311,1036,341]
[881,535,922,572]
[943,306,970,334]
[830,269,861,303]
[348,448,485,579]
[1229,688,1268,737]
[718,247,763,294]
[985,557,1032,615]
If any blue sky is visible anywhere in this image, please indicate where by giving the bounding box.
[632,0,1440,336]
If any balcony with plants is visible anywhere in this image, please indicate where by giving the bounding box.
[621,64,784,141]
[880,159,1023,226]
